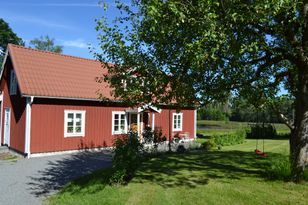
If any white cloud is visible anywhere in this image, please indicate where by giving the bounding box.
[29,3,99,7]
[2,2,101,7]
[61,39,89,48]
[1,11,73,29]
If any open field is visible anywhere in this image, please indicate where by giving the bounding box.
[197,120,290,136]
[49,139,307,205]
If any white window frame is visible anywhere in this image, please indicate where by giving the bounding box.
[10,70,17,95]
[64,110,86,137]
[172,113,183,131]
[112,111,127,135]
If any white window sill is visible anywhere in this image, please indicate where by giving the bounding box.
[112,131,127,135]
[173,129,182,132]
[64,133,85,138]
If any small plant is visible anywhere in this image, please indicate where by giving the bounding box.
[176,144,186,153]
[265,156,291,181]
[110,132,143,185]
[142,126,154,144]
[202,139,217,151]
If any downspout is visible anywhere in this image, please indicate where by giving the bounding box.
[25,96,34,158]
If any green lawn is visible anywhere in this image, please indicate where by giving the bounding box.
[49,139,307,205]
[198,120,290,136]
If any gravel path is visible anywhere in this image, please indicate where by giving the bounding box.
[0,150,112,205]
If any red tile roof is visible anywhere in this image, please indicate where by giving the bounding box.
[7,44,115,100]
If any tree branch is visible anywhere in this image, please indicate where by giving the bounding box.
[271,103,294,130]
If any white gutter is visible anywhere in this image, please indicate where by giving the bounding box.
[24,96,34,158]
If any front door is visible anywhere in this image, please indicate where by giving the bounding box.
[3,108,11,146]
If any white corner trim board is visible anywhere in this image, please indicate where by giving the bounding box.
[24,96,33,158]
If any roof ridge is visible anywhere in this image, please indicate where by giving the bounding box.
[8,43,99,63]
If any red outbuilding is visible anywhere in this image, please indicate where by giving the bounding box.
[0,44,196,157]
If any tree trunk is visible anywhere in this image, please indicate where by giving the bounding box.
[290,69,308,182]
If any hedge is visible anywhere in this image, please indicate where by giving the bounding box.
[211,130,245,146]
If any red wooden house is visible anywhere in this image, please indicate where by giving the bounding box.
[0,44,196,157]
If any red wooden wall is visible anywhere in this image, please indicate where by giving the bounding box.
[154,109,195,140]
[30,98,195,154]
[0,57,26,153]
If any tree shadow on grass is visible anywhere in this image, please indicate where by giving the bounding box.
[27,150,112,198]
[133,150,284,188]
[33,149,288,197]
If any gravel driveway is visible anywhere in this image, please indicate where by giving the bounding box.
[0,150,112,205]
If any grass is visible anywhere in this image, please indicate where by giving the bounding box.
[0,153,18,161]
[197,120,290,136]
[49,139,308,205]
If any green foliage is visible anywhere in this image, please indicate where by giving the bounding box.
[95,0,306,108]
[211,130,246,146]
[247,124,277,139]
[198,106,229,121]
[96,0,306,181]
[202,139,217,151]
[142,126,165,145]
[29,35,63,53]
[266,156,291,181]
[110,132,143,184]
[0,18,23,63]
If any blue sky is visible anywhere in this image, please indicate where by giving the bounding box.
[1,0,123,59]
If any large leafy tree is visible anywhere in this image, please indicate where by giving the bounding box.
[96,0,307,181]
[0,18,23,64]
[29,35,63,53]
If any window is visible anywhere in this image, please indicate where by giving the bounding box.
[173,113,183,131]
[10,70,17,95]
[112,111,127,134]
[64,110,85,137]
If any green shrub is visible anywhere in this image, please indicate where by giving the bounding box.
[246,124,277,139]
[211,130,245,146]
[110,132,143,185]
[266,156,308,181]
[266,156,291,181]
[202,139,217,151]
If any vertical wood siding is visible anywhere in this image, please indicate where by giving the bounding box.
[0,57,26,153]
[31,100,126,153]
[30,99,195,154]
[155,109,195,140]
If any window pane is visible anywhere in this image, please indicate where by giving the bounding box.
[114,125,119,131]
[114,114,119,120]
[121,114,125,120]
[76,113,82,126]
[67,113,74,127]
[75,126,81,133]
[114,119,118,126]
[67,126,74,133]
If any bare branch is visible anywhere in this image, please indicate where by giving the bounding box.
[270,103,294,130]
